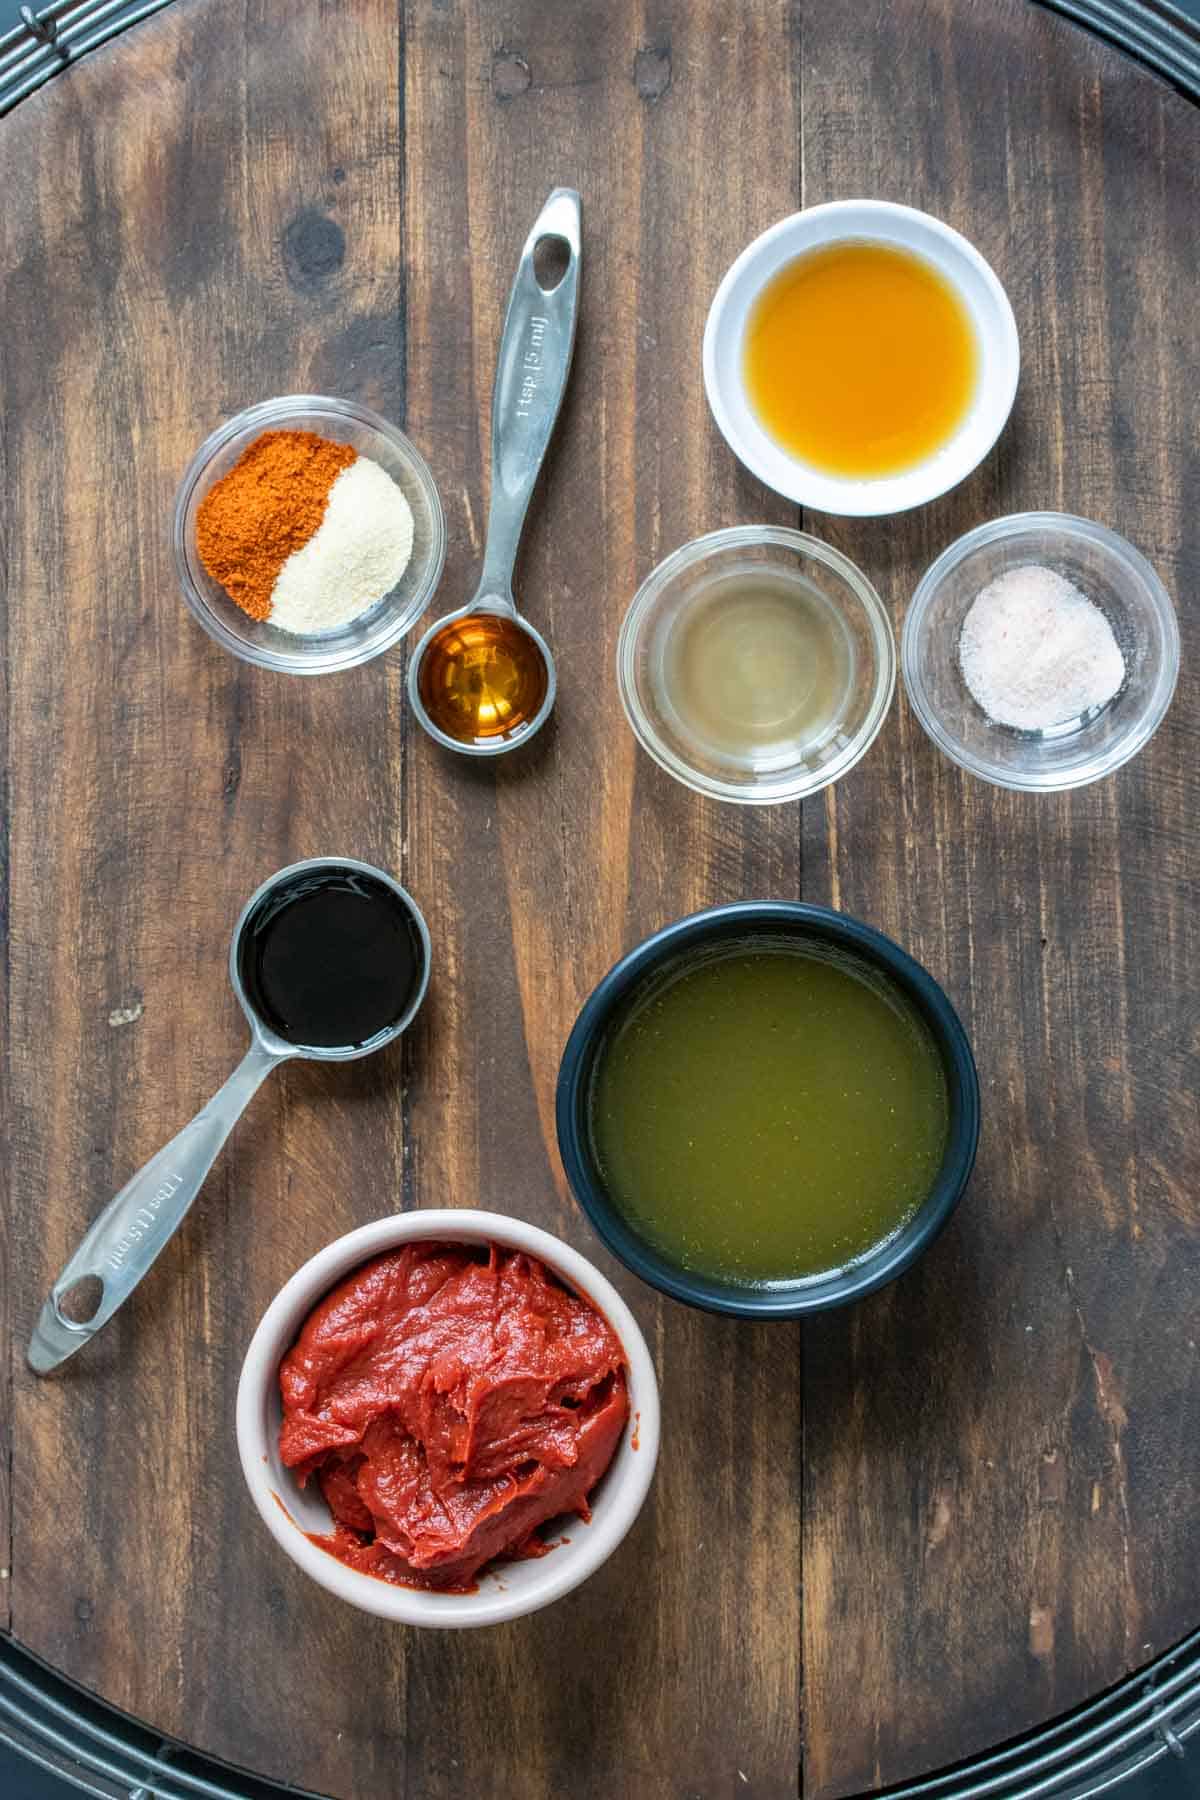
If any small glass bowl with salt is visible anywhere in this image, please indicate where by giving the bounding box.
[174,395,446,675]
[901,512,1178,791]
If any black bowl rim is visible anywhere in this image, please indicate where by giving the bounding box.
[555,901,981,1318]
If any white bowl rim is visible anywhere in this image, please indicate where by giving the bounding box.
[702,199,1021,517]
[173,393,447,675]
[236,1209,661,1628]
[900,509,1181,791]
[616,523,897,804]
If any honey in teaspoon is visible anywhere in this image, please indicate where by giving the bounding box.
[417,612,549,743]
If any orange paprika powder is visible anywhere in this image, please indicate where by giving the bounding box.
[195,429,356,620]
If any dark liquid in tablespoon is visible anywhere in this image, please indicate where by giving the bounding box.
[417,612,549,743]
[238,869,423,1049]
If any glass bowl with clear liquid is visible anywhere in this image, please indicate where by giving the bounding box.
[617,527,896,804]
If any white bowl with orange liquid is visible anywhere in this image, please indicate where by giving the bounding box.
[702,201,1020,517]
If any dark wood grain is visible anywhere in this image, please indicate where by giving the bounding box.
[400,5,803,1795]
[0,0,1197,1796]
[797,4,1200,1794]
[2,3,414,1791]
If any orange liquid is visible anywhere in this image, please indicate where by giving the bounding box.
[743,242,979,478]
[417,612,548,744]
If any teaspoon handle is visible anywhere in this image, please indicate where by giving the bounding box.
[479,187,582,602]
[27,1037,284,1375]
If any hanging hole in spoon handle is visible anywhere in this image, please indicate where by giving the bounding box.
[57,1276,105,1325]
[533,232,572,292]
[479,187,582,606]
[27,1037,285,1375]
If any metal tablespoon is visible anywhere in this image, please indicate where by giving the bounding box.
[407,187,582,755]
[28,857,431,1375]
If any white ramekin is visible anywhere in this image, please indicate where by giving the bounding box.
[702,200,1020,517]
[236,1211,659,1627]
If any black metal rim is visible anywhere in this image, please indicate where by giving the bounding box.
[0,0,175,115]
[2,0,1198,114]
[1,1618,1196,1799]
[877,1626,1200,1798]
[1,0,1198,1794]
[555,901,980,1318]
[0,1634,325,1799]
[1038,0,1200,94]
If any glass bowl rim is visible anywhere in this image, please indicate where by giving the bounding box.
[171,393,447,675]
[901,510,1180,792]
[616,524,897,804]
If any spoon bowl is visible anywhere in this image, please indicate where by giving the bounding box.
[409,598,557,754]
[231,858,430,1058]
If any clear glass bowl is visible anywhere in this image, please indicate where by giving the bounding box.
[902,513,1179,791]
[172,395,446,674]
[617,526,896,804]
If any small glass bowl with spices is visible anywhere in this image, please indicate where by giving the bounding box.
[173,396,446,674]
[902,513,1179,791]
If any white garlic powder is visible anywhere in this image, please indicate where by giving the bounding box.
[270,455,414,635]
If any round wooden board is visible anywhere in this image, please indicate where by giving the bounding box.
[2,1,1198,1795]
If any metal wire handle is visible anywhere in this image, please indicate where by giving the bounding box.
[0,0,175,114]
[3,0,1199,117]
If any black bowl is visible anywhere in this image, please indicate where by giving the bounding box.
[555,902,981,1318]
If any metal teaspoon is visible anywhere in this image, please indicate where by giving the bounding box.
[407,187,582,755]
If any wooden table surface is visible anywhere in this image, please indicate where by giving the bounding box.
[2,2,1199,1796]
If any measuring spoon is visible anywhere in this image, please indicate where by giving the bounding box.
[28,857,430,1375]
[408,187,581,755]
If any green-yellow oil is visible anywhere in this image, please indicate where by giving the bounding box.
[590,940,950,1285]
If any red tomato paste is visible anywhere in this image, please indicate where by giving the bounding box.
[278,1242,629,1592]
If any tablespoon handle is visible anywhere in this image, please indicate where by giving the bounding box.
[479,187,582,602]
[27,1038,284,1375]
